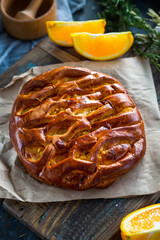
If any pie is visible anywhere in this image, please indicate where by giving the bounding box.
[9,66,146,190]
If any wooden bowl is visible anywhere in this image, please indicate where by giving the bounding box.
[0,0,57,40]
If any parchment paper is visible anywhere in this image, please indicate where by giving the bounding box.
[0,57,160,202]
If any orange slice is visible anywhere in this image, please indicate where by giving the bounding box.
[71,32,134,60]
[120,204,160,240]
[46,19,106,47]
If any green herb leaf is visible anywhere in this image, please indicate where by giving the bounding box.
[98,0,160,72]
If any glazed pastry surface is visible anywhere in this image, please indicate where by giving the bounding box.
[10,66,146,190]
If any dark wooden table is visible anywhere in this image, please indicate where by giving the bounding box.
[0,35,160,240]
[0,1,160,240]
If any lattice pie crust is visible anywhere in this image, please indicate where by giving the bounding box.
[10,67,146,190]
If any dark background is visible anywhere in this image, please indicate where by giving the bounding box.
[0,0,160,239]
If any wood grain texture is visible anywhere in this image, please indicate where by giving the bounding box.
[15,0,44,20]
[0,45,62,89]
[37,38,82,62]
[1,36,160,240]
[0,0,57,40]
[3,193,160,240]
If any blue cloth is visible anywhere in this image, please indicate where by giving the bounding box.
[0,0,86,75]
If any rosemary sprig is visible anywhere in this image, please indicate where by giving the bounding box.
[98,0,160,71]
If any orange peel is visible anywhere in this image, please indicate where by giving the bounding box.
[71,31,134,60]
[46,19,106,47]
[120,204,160,240]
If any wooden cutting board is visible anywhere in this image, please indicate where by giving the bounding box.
[1,37,160,240]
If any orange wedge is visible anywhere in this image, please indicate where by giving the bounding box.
[120,204,160,240]
[71,32,134,60]
[46,19,106,47]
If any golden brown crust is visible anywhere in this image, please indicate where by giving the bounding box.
[9,66,146,190]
